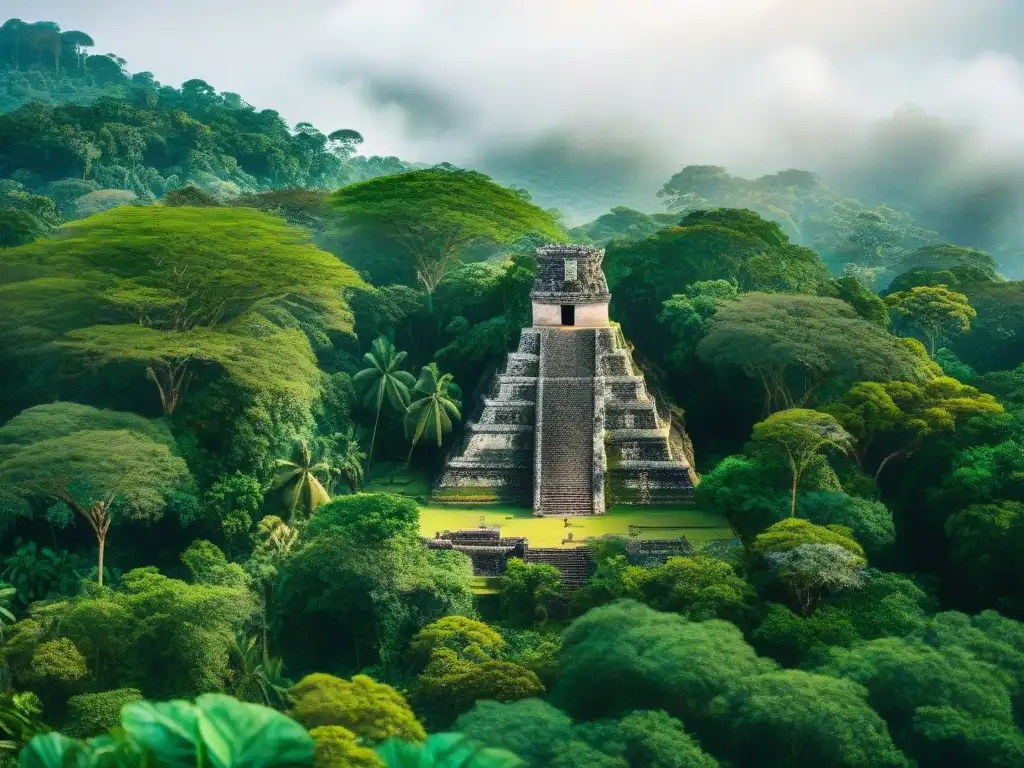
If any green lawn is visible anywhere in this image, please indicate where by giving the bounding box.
[418,505,734,548]
[362,468,734,548]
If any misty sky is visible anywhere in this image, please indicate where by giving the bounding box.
[9,0,1024,218]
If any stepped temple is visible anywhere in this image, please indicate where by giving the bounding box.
[433,244,695,515]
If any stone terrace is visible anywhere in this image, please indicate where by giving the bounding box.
[433,329,540,505]
[597,327,694,505]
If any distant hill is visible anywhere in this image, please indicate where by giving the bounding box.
[0,16,416,239]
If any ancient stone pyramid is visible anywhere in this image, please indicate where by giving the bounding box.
[434,244,694,515]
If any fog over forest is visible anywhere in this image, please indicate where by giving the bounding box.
[11,0,1024,238]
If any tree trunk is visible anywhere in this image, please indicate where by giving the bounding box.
[147,362,188,415]
[874,448,908,481]
[788,452,799,517]
[405,439,416,469]
[97,529,106,586]
[758,373,772,416]
[350,625,361,670]
[367,400,382,471]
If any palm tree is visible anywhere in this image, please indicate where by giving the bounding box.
[404,363,462,467]
[60,30,94,72]
[257,515,298,556]
[272,440,331,521]
[333,427,366,494]
[229,633,293,709]
[353,337,416,469]
[252,516,298,656]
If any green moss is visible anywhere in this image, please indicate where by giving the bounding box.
[431,486,506,505]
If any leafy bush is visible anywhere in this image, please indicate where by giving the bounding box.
[65,688,143,737]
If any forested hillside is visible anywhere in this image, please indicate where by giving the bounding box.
[0,18,416,248]
[2,15,1024,768]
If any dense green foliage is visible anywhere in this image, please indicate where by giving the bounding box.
[0,21,406,202]
[2,14,1024,768]
[330,168,564,308]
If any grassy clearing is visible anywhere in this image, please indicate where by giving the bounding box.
[361,468,734,548]
[418,505,734,548]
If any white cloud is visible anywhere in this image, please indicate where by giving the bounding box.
[8,0,1024,234]
[11,0,1024,163]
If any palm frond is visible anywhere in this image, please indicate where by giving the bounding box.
[353,366,380,383]
[306,476,331,511]
[271,466,302,490]
[441,399,462,420]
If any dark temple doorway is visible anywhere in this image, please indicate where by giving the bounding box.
[561,305,575,326]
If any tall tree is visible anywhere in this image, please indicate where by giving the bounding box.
[331,427,366,494]
[353,337,416,468]
[0,206,362,416]
[710,670,908,767]
[0,406,191,585]
[272,439,332,521]
[885,285,977,357]
[751,409,854,517]
[823,378,1002,480]
[404,363,461,466]
[889,243,1000,287]
[819,633,1022,765]
[331,167,565,309]
[659,279,739,370]
[698,293,933,414]
[553,599,764,725]
[228,633,292,708]
[280,494,474,671]
[59,30,95,72]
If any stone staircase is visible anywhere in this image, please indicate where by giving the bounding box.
[534,329,599,516]
[524,547,591,589]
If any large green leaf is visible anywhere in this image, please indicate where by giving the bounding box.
[376,734,522,768]
[119,700,199,768]
[194,694,314,768]
[82,734,141,768]
[19,733,85,768]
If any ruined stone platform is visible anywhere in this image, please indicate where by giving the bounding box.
[433,244,694,512]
